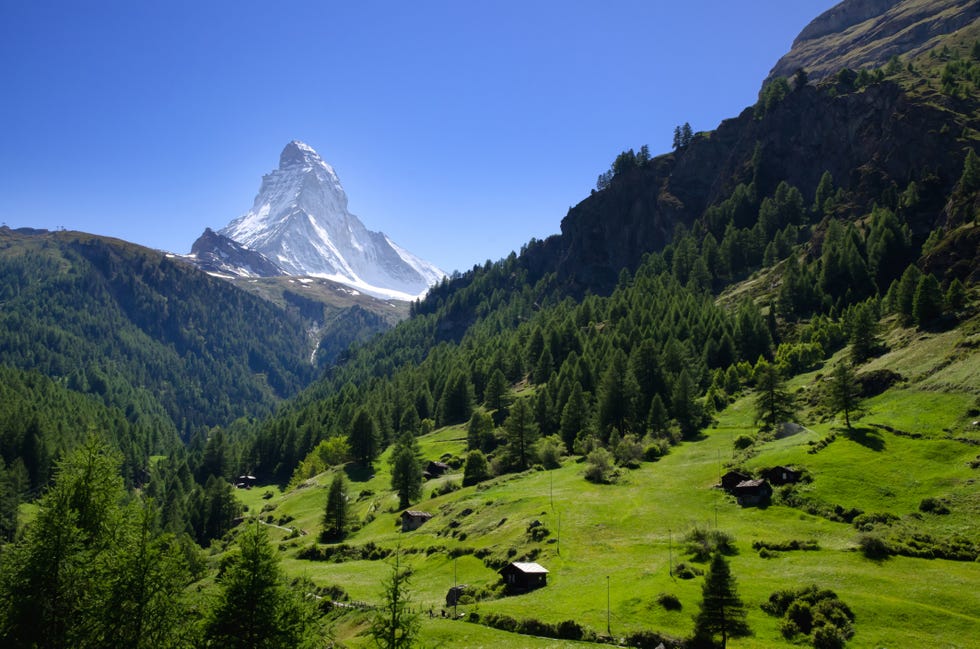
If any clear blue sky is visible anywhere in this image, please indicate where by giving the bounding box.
[0,1,838,275]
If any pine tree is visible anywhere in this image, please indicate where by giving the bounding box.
[205,521,318,649]
[912,274,944,327]
[349,407,380,466]
[848,301,882,363]
[672,369,704,439]
[753,361,794,433]
[559,381,589,450]
[322,472,349,542]
[466,410,495,452]
[505,397,539,470]
[827,362,861,429]
[462,450,491,487]
[895,265,922,324]
[694,553,750,648]
[370,551,420,649]
[483,368,512,413]
[389,434,423,509]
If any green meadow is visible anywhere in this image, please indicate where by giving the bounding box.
[233,321,980,648]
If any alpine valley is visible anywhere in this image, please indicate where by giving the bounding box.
[1,1,979,648]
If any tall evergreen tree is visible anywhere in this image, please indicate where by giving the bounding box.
[0,436,191,649]
[694,553,750,648]
[370,551,419,649]
[671,369,704,439]
[912,274,944,328]
[504,397,539,470]
[827,362,861,429]
[848,301,882,363]
[321,472,349,542]
[205,521,319,649]
[349,408,380,466]
[753,361,794,433]
[389,434,423,510]
[483,368,512,413]
[559,382,589,450]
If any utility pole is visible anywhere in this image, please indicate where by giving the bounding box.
[556,511,561,556]
[668,528,673,578]
[606,575,611,636]
[549,470,554,511]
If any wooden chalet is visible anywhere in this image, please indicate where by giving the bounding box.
[400,510,433,532]
[720,470,750,493]
[499,561,549,593]
[733,478,772,507]
[761,465,801,485]
[423,461,450,480]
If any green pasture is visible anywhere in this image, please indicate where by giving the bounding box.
[235,338,980,647]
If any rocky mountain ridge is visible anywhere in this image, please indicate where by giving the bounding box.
[767,0,980,83]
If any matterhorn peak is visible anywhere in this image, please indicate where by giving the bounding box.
[279,140,324,168]
[195,141,445,300]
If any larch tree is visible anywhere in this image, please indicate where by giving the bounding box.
[349,407,380,466]
[205,520,319,649]
[827,361,861,429]
[754,361,794,433]
[694,553,751,648]
[321,472,349,542]
[389,433,423,510]
[370,551,419,649]
[504,397,539,470]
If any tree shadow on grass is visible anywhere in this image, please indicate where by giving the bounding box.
[344,463,375,483]
[842,426,885,451]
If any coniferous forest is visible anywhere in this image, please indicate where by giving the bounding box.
[1,21,980,649]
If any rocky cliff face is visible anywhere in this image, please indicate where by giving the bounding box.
[767,0,980,82]
[188,227,284,278]
[554,75,975,295]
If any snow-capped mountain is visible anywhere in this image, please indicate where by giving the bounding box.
[193,141,445,300]
[188,227,285,278]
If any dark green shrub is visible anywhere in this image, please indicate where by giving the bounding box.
[858,533,890,559]
[918,497,950,514]
[673,562,702,579]
[812,624,847,649]
[786,600,813,634]
[556,619,585,640]
[733,434,755,449]
[656,592,682,611]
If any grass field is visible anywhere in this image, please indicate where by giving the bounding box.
[233,317,980,648]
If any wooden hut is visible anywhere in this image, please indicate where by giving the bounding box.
[400,510,433,532]
[499,561,549,593]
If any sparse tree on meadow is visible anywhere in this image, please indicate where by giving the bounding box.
[827,362,861,429]
[693,553,750,649]
[370,551,419,649]
[389,433,423,509]
[754,361,794,433]
[322,472,349,542]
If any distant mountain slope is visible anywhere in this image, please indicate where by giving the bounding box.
[767,0,980,83]
[0,227,316,436]
[191,141,446,300]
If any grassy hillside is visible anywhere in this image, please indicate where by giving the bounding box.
[234,310,980,648]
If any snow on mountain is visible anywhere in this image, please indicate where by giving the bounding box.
[213,140,445,300]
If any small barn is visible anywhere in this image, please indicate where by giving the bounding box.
[761,465,801,485]
[499,561,549,593]
[733,478,772,507]
[720,470,750,493]
[400,510,433,532]
[423,461,450,480]
[235,474,257,489]
[445,585,468,606]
